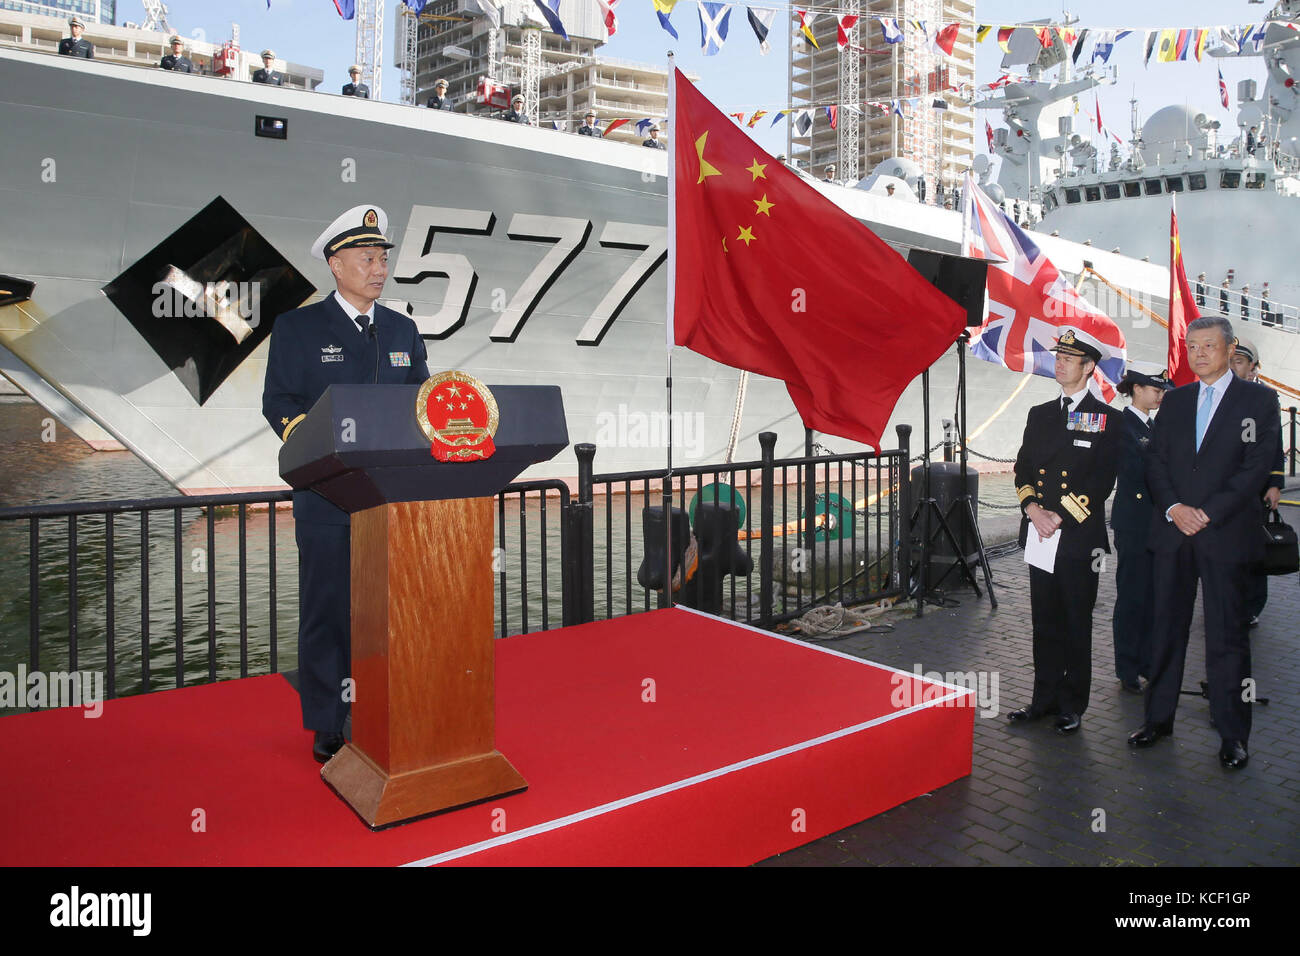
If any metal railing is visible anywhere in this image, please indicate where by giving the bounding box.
[0,481,573,707]
[575,428,909,628]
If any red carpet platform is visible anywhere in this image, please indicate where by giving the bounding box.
[0,608,972,866]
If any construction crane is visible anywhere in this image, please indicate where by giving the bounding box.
[140,0,175,35]
[393,2,476,106]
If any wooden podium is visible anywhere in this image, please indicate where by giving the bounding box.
[279,383,568,827]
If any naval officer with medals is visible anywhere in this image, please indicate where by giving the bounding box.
[1008,327,1120,735]
[262,205,430,763]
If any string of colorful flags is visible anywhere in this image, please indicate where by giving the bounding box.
[387,1,1299,64]
[385,2,1300,144]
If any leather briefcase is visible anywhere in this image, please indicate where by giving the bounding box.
[1259,508,1299,576]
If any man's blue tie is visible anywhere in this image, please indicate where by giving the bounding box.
[1195,385,1214,451]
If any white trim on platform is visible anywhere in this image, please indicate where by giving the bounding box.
[402,610,971,867]
[673,605,975,695]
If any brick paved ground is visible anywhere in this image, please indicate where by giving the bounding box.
[759,497,1300,867]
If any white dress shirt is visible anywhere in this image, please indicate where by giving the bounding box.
[332,290,375,335]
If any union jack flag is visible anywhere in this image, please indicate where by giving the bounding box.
[960,175,1126,400]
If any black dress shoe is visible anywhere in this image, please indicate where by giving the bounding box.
[1219,740,1249,770]
[1054,713,1081,735]
[1119,678,1143,695]
[1127,723,1172,748]
[1007,704,1058,722]
[312,731,346,763]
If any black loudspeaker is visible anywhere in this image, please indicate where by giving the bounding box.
[910,462,980,562]
[906,249,989,327]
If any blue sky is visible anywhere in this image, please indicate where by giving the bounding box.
[129,1,1274,158]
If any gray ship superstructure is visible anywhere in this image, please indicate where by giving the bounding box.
[0,41,1257,497]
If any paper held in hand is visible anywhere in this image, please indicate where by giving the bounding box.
[1024,527,1060,573]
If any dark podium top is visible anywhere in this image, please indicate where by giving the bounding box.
[278,384,568,512]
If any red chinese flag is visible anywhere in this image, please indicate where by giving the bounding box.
[1166,203,1200,386]
[669,69,965,449]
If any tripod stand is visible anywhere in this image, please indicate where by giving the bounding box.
[912,331,998,616]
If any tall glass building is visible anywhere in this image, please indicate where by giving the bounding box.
[0,1,116,26]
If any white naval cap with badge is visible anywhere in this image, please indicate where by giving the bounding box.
[310,204,395,260]
[1049,326,1104,364]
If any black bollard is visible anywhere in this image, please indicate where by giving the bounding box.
[637,506,692,602]
[678,501,754,614]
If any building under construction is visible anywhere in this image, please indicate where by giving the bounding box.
[790,0,975,194]
[404,0,673,144]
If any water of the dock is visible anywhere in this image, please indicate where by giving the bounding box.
[758,514,1300,867]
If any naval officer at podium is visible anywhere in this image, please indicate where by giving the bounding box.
[262,205,430,762]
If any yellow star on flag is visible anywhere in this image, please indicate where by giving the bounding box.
[746,159,768,181]
[736,225,756,246]
[696,132,722,185]
[753,194,774,216]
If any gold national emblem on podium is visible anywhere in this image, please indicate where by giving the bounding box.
[416,371,499,462]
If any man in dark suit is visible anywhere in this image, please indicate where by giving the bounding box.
[643,125,666,149]
[159,36,194,73]
[1009,327,1120,734]
[577,111,601,136]
[252,49,283,86]
[58,17,94,58]
[262,205,430,763]
[342,65,369,98]
[1128,317,1280,769]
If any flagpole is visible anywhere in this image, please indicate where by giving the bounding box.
[664,51,676,609]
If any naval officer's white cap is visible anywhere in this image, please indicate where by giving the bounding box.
[311,205,394,260]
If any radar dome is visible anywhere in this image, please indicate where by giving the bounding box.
[983,182,1006,204]
[871,156,923,186]
[1139,105,1209,164]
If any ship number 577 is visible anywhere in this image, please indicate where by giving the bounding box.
[384,206,666,347]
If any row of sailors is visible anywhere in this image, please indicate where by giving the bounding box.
[1194,275,1291,327]
[59,22,667,150]
[59,17,293,86]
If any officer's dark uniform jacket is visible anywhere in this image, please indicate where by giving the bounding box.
[426,95,452,110]
[1014,391,1120,558]
[1111,406,1156,538]
[501,109,530,124]
[160,54,194,73]
[59,37,94,58]
[578,124,600,136]
[643,138,666,149]
[252,69,283,85]
[261,295,430,525]
[342,82,370,98]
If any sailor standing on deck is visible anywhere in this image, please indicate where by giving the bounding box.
[159,36,194,73]
[426,78,452,110]
[58,17,94,58]
[501,94,530,124]
[261,205,430,763]
[253,49,284,86]
[1008,328,1120,735]
[342,65,369,98]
